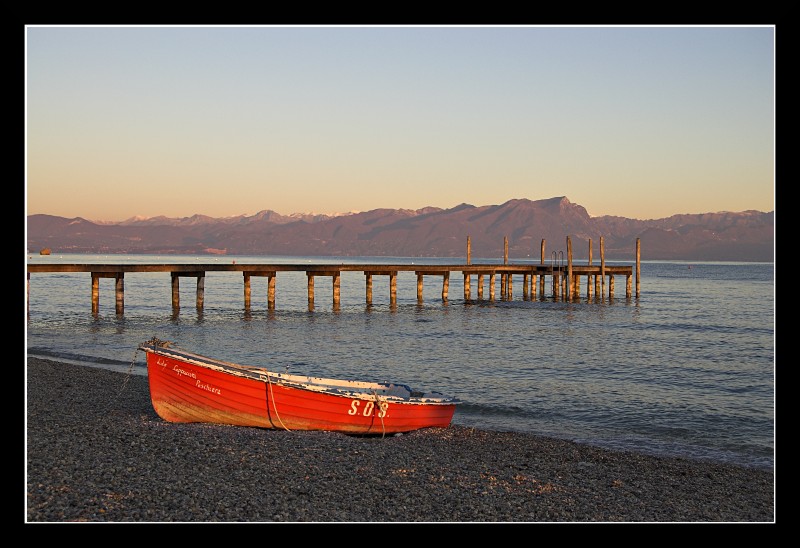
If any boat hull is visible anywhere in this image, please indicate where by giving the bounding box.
[141,343,458,435]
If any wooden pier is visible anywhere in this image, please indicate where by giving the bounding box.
[26,237,640,316]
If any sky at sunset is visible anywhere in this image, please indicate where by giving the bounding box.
[25,25,775,223]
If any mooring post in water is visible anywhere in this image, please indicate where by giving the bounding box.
[587,238,594,299]
[636,237,641,298]
[540,239,546,298]
[503,236,510,295]
[600,236,606,298]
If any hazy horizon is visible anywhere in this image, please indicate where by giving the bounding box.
[26,25,775,221]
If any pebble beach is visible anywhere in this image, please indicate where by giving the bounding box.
[25,357,775,524]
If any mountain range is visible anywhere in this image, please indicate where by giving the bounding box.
[26,197,775,262]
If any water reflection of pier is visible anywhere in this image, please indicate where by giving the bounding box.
[27,237,640,316]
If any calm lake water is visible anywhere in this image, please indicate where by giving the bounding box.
[25,253,775,470]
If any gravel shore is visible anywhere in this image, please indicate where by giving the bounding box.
[25,357,774,523]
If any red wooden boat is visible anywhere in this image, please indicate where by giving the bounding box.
[138,338,460,435]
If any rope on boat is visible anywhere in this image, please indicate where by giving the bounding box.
[114,336,167,399]
[121,336,172,397]
[144,336,172,348]
[372,390,388,438]
[265,373,292,432]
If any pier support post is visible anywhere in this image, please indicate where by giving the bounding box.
[489,273,496,300]
[600,236,606,298]
[92,275,100,315]
[333,272,340,309]
[636,237,641,298]
[171,273,180,310]
[478,274,484,299]
[463,273,471,300]
[268,275,276,309]
[170,271,205,311]
[115,274,124,315]
[196,276,205,310]
[566,236,573,301]
[90,272,125,315]
[307,274,315,308]
[243,271,276,310]
[416,274,424,303]
[365,271,398,306]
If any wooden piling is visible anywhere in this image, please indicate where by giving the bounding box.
[243,273,252,308]
[171,273,179,309]
[268,275,276,309]
[636,237,641,298]
[540,239,546,298]
[115,275,124,315]
[92,274,99,315]
[332,273,340,309]
[600,236,606,298]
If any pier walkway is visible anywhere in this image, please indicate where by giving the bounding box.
[27,237,640,315]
